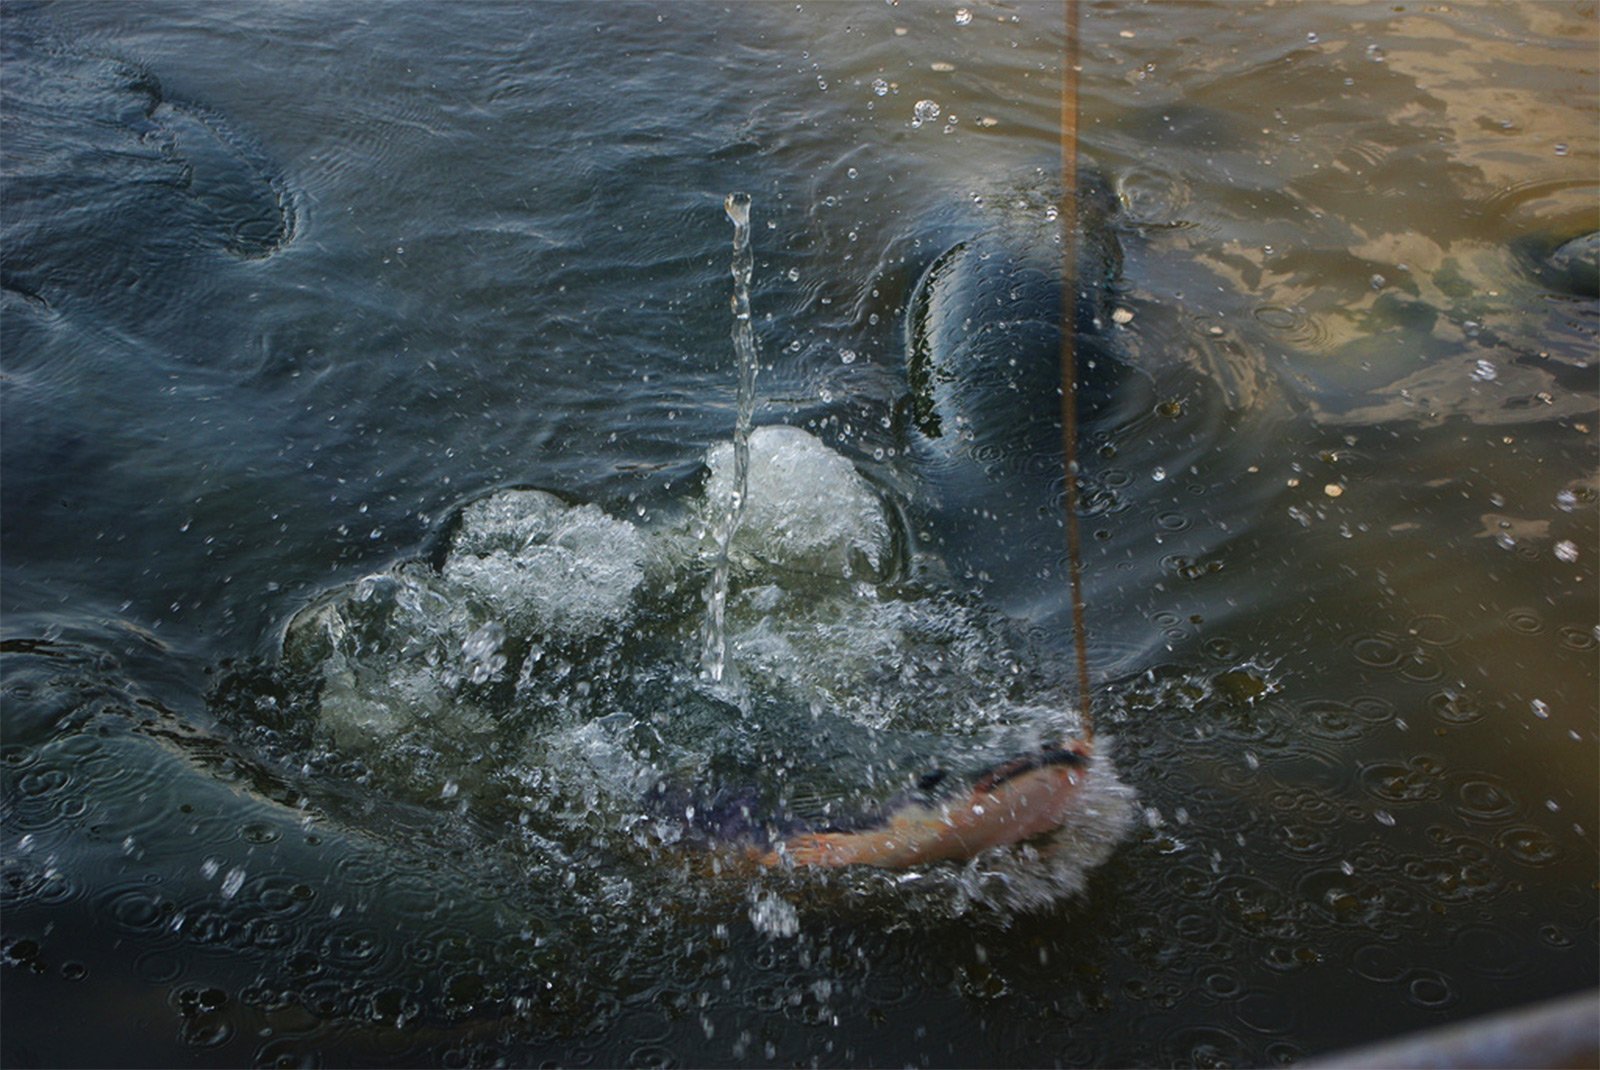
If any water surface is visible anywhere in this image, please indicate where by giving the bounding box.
[2,2,1596,1066]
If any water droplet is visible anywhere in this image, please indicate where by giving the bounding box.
[1554,142,1569,157]
[954,8,973,25]
[1365,43,1386,62]
[1531,699,1550,719]
[871,77,889,97]
[1554,540,1578,563]
[1470,359,1498,382]
[221,866,246,900]
[1152,466,1167,482]
[912,99,941,127]
[839,349,857,365]
[1306,31,1320,43]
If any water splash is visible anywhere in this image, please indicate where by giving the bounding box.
[700,192,760,683]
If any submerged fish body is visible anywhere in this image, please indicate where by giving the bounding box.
[900,170,1153,626]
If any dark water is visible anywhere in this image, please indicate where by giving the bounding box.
[3,2,1596,1066]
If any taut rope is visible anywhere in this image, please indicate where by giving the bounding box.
[1058,0,1094,742]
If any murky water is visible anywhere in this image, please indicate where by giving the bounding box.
[3,2,1596,1066]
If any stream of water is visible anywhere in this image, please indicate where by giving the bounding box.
[700,192,762,685]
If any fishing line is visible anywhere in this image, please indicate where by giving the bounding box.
[1058,0,1094,742]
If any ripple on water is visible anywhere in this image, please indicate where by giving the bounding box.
[1400,854,1501,907]
[626,1044,677,1069]
[1399,648,1443,683]
[330,851,388,887]
[134,949,186,984]
[1556,624,1596,652]
[1497,825,1560,867]
[0,855,79,909]
[172,983,236,1048]
[1428,688,1484,726]
[1114,164,1195,230]
[1273,821,1340,860]
[1297,867,1422,932]
[1160,1023,1252,1069]
[1357,755,1445,805]
[1267,783,1344,825]
[1251,304,1330,349]
[102,880,181,939]
[1407,613,1464,648]
[1298,699,1370,743]
[1351,941,1410,984]
[1403,968,1457,1010]
[1200,964,1245,1001]
[1504,606,1544,635]
[1216,874,1299,942]
[1345,632,1403,671]
[1454,775,1518,823]
[252,1037,324,1069]
[1449,923,1532,982]
[378,869,459,923]
[1235,987,1297,1036]
[237,872,317,920]
[319,925,389,971]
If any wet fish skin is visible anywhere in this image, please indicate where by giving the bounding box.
[756,740,1093,869]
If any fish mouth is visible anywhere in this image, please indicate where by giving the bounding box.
[969,740,1091,795]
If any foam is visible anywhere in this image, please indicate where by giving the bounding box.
[703,425,892,580]
[443,490,645,641]
[273,433,1134,918]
